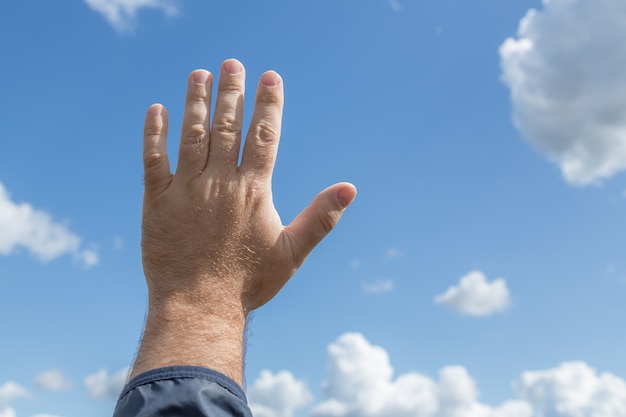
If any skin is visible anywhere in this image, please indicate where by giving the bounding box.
[131,59,357,386]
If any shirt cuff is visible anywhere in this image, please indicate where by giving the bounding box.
[119,366,247,403]
[113,366,251,417]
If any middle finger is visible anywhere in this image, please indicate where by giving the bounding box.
[207,59,246,173]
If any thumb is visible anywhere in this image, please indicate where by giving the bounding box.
[284,182,357,266]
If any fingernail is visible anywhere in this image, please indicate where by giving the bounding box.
[261,71,281,87]
[192,70,210,84]
[223,59,243,75]
[336,186,356,209]
[148,104,163,117]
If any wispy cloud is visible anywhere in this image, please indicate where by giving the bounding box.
[83,0,179,33]
[362,279,395,294]
[0,182,98,268]
[434,270,511,317]
[31,414,65,417]
[350,259,361,270]
[500,0,626,186]
[387,0,403,13]
[385,248,404,260]
[113,236,124,250]
[34,369,72,392]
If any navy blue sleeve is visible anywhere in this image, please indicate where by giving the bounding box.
[113,366,253,417]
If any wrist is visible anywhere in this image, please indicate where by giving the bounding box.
[130,290,247,385]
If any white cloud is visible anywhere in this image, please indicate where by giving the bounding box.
[434,271,510,317]
[0,382,28,408]
[246,334,626,417]
[362,279,395,294]
[75,249,99,268]
[0,382,28,417]
[499,0,626,186]
[515,361,626,417]
[248,370,313,417]
[34,369,71,392]
[83,0,179,33]
[84,368,129,399]
[0,182,98,267]
[311,333,532,417]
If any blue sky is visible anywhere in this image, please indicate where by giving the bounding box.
[2,0,626,416]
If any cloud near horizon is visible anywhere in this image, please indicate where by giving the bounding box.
[248,333,626,417]
[83,0,179,33]
[311,333,531,417]
[500,0,626,186]
[248,370,314,417]
[84,367,129,399]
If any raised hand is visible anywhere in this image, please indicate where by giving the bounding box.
[133,59,356,384]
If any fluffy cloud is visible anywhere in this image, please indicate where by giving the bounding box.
[0,182,98,267]
[248,370,313,417]
[311,333,532,417]
[0,382,28,408]
[34,369,71,392]
[83,0,179,32]
[499,0,626,185]
[361,279,395,294]
[434,271,510,317]
[84,368,129,399]
[0,382,28,417]
[515,361,626,417]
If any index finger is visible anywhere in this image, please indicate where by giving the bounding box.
[239,71,284,180]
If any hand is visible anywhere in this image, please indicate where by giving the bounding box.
[133,59,356,383]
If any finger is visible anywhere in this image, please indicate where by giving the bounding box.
[206,59,245,172]
[284,183,357,266]
[239,71,284,181]
[176,69,213,179]
[143,103,172,197]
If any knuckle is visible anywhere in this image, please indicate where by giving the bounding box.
[189,85,209,102]
[252,121,279,144]
[144,125,162,137]
[219,80,244,94]
[143,150,166,170]
[182,123,207,147]
[316,209,338,235]
[213,116,242,137]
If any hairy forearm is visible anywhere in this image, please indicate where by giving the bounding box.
[130,293,247,385]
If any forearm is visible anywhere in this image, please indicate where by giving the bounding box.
[130,293,247,386]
